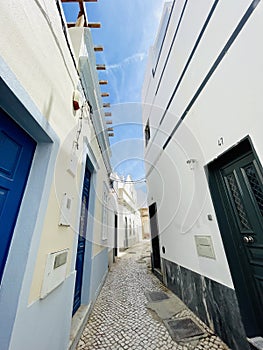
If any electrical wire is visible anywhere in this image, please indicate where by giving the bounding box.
[33,0,76,87]
[110,177,147,184]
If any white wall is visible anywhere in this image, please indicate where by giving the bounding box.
[143,0,263,288]
[0,1,112,348]
[113,175,142,250]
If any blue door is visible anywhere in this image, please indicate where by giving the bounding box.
[72,167,91,315]
[0,108,36,283]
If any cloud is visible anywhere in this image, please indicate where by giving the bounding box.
[93,0,167,104]
[86,0,168,185]
[106,52,147,71]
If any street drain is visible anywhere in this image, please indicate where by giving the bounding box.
[163,317,206,342]
[128,252,136,254]
[145,291,169,302]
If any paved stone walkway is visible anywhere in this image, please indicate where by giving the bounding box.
[77,241,229,350]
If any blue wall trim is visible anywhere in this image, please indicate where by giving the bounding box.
[0,56,60,349]
[90,248,108,302]
[82,170,98,305]
[9,273,75,350]
[70,145,99,309]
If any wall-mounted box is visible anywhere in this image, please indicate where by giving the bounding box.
[195,235,216,259]
[67,151,78,177]
[59,193,73,226]
[40,249,69,299]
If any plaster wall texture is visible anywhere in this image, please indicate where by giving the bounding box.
[142,0,263,288]
[0,1,112,348]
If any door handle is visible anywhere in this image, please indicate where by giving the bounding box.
[243,236,254,244]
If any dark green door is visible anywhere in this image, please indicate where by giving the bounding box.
[208,140,263,337]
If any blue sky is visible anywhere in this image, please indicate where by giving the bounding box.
[84,0,166,103]
[63,0,166,204]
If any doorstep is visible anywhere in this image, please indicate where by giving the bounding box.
[248,337,263,350]
[68,304,92,350]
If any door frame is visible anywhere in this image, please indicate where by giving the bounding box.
[114,213,118,261]
[207,136,263,336]
[149,202,161,271]
[0,59,60,348]
[71,143,99,312]
[72,165,92,315]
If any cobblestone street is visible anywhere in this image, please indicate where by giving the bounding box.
[76,241,230,350]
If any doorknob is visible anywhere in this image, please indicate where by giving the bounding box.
[243,236,254,244]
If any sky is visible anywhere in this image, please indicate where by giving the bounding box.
[63,0,166,205]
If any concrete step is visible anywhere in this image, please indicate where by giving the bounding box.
[248,337,263,350]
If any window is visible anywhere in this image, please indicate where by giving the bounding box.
[145,119,150,147]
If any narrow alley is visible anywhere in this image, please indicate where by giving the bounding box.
[1,1,263,350]
[75,241,228,350]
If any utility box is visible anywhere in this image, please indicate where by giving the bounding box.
[195,236,216,260]
[40,249,69,299]
[59,193,73,227]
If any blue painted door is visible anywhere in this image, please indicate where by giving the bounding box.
[72,167,91,315]
[0,109,36,283]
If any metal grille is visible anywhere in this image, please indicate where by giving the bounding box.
[245,164,263,216]
[145,291,169,302]
[163,318,205,342]
[227,173,251,230]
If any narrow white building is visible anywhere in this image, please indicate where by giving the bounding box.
[112,174,142,252]
[0,1,115,349]
[142,2,263,350]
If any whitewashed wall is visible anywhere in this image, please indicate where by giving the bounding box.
[0,1,112,349]
[142,0,263,288]
[113,175,142,250]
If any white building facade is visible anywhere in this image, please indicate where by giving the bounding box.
[112,174,142,251]
[0,1,115,349]
[142,1,263,350]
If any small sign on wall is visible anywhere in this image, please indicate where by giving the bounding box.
[195,235,216,259]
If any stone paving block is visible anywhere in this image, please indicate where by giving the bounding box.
[75,242,230,350]
[147,297,185,320]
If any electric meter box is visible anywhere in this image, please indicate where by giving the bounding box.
[40,249,69,299]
